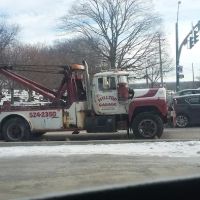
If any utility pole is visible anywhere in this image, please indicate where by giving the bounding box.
[158,34,163,87]
[192,63,195,88]
[145,67,149,88]
[175,1,181,92]
[175,6,200,92]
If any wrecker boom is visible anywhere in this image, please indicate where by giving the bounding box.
[0,64,86,105]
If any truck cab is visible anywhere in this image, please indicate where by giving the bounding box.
[85,69,168,138]
[92,71,130,115]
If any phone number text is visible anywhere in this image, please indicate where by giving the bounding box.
[29,111,57,118]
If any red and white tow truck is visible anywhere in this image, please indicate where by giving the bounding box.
[0,61,168,141]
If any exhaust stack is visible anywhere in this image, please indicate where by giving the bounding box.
[82,60,92,110]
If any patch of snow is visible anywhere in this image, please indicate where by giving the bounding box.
[1,141,200,158]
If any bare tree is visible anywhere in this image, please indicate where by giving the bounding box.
[0,17,19,100]
[135,33,174,87]
[2,38,100,90]
[4,43,61,89]
[0,76,8,91]
[53,38,102,73]
[61,0,161,70]
[0,18,19,62]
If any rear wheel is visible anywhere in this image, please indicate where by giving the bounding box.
[132,113,163,139]
[176,114,189,128]
[2,117,30,142]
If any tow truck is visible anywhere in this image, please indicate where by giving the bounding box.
[0,61,168,141]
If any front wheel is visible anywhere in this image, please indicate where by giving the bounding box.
[2,117,30,142]
[132,113,163,139]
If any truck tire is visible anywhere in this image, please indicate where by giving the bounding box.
[132,113,163,139]
[2,117,30,142]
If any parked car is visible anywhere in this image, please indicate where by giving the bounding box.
[174,89,200,96]
[173,94,200,127]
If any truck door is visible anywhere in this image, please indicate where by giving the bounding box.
[93,76,126,115]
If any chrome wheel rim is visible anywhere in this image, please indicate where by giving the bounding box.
[176,115,188,128]
[138,119,157,138]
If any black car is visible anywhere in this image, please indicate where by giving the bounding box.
[174,89,200,96]
[173,94,200,127]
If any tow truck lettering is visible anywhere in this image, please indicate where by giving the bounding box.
[97,96,117,102]
[29,111,57,118]
[99,102,117,107]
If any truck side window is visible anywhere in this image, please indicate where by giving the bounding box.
[98,78,104,91]
[98,77,116,91]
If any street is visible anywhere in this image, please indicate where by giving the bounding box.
[1,127,200,144]
[0,127,200,200]
[39,127,200,141]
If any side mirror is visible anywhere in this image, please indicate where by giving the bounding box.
[128,88,134,99]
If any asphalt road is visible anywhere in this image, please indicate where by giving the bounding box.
[1,127,200,144]
[41,127,200,142]
[0,127,200,200]
[1,154,200,200]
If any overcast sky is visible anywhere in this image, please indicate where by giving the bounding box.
[0,0,200,82]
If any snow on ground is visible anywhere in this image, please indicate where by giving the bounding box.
[1,141,200,158]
